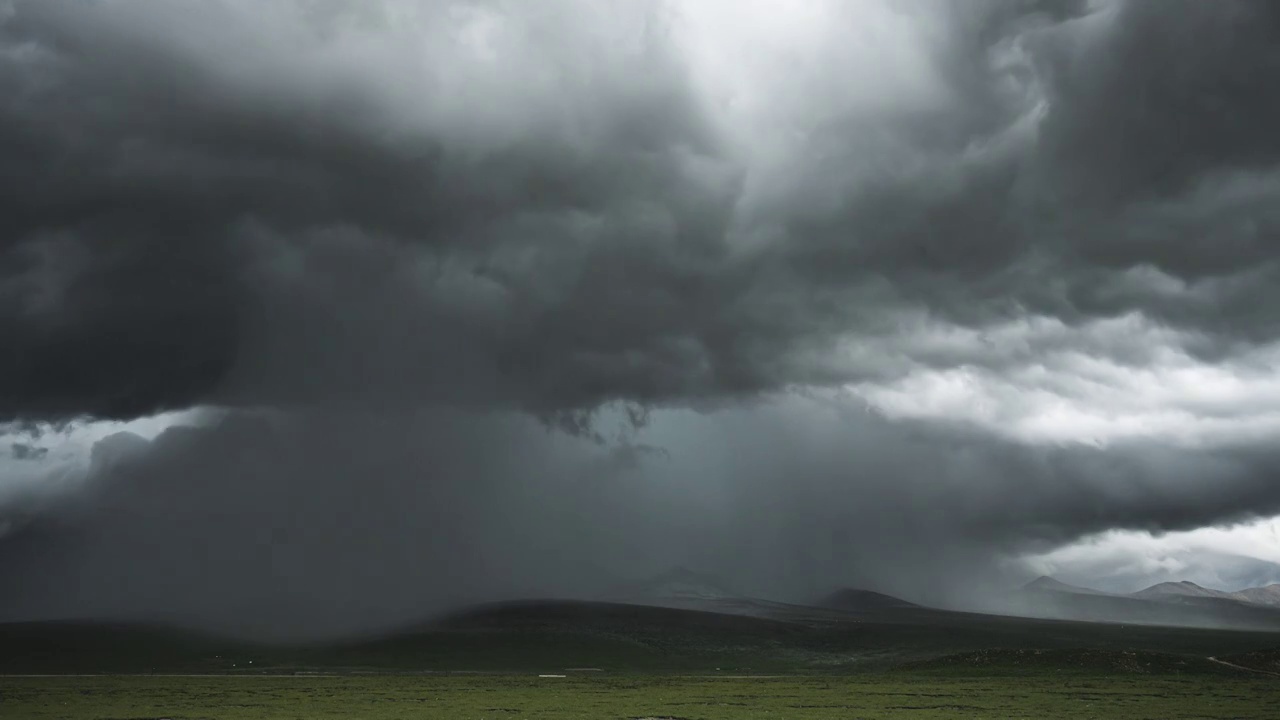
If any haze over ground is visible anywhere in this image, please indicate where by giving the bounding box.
[3,0,1280,639]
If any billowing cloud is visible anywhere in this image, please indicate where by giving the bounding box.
[3,0,1280,633]
[6,0,1276,422]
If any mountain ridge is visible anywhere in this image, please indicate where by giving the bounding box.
[1024,576,1115,596]
[1135,580,1280,608]
[1029,575,1280,609]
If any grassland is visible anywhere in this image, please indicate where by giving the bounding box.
[3,673,1278,720]
[3,600,1279,718]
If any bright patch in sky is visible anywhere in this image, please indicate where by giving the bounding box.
[849,315,1280,449]
[0,409,205,501]
[1026,516,1280,592]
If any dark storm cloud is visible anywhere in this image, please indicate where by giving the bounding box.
[4,0,1280,633]
[762,0,1280,345]
[1035,0,1280,214]
[4,0,1277,423]
[0,0,747,421]
[8,443,46,460]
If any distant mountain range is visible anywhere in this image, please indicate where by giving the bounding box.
[1030,577,1280,608]
[598,567,1280,633]
[1015,576,1280,632]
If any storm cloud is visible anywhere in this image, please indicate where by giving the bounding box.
[3,0,1280,635]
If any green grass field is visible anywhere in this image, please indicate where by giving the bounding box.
[4,601,1279,718]
[4,673,1279,720]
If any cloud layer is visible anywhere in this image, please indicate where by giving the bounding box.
[3,0,1280,634]
[4,0,1278,422]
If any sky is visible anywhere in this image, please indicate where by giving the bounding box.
[3,0,1280,639]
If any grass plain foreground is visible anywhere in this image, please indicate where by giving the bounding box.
[4,672,1280,720]
[4,600,1280,719]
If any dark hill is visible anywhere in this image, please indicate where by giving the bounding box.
[434,599,802,635]
[1023,576,1113,596]
[5,596,1280,675]
[819,588,919,611]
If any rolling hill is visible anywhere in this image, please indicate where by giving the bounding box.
[4,589,1280,676]
[1135,580,1240,602]
[818,587,920,611]
[4,570,1280,676]
[1235,584,1280,608]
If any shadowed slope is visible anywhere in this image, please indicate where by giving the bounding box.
[4,596,1280,675]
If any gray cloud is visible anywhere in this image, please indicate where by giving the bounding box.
[1034,1,1280,213]
[3,0,1280,634]
[9,443,46,461]
[1,0,744,420]
[10,0,1277,422]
